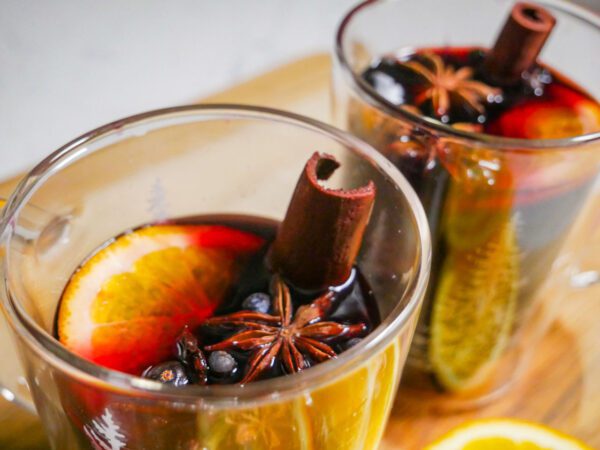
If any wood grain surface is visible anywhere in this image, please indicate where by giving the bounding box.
[0,54,598,449]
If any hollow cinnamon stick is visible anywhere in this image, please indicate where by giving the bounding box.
[484,2,556,85]
[269,152,376,291]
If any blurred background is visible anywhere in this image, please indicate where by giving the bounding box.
[1,0,598,180]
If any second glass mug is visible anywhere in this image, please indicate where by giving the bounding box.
[333,0,600,406]
[0,105,430,449]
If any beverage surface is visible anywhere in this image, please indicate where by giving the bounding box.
[362,47,600,139]
[55,215,380,386]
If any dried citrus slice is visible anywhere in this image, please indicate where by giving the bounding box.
[425,418,593,450]
[57,224,264,374]
[430,222,519,392]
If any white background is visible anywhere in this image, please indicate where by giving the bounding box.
[1,0,598,181]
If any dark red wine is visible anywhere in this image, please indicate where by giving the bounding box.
[352,46,599,393]
[174,215,380,385]
[362,47,600,138]
[55,214,380,386]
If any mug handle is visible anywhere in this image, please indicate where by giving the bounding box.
[0,310,36,413]
[0,196,36,413]
[0,194,78,414]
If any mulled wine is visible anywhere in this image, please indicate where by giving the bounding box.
[55,215,380,386]
[340,1,600,397]
[362,47,600,139]
[54,152,381,387]
[2,105,430,450]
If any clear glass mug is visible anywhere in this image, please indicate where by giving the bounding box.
[332,0,600,407]
[0,105,430,449]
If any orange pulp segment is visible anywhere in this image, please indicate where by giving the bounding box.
[57,225,264,374]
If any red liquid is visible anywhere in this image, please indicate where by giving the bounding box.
[362,47,600,138]
[54,215,380,385]
[354,47,599,392]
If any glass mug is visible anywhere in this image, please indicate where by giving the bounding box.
[332,0,600,407]
[0,105,430,449]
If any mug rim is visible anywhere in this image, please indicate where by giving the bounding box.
[334,0,600,150]
[0,104,431,407]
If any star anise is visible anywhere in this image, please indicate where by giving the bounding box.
[202,275,366,384]
[401,52,501,118]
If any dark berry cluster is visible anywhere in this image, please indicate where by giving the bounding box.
[142,291,273,385]
[141,277,370,386]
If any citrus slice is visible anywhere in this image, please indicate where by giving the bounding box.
[430,222,519,392]
[304,340,401,450]
[199,399,314,450]
[487,83,600,139]
[196,338,401,449]
[518,102,599,139]
[442,177,513,251]
[425,418,593,450]
[57,224,264,374]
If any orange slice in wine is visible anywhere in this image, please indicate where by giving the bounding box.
[430,222,519,392]
[57,225,264,374]
[488,83,600,139]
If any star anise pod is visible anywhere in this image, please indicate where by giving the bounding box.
[202,275,367,384]
[401,52,501,118]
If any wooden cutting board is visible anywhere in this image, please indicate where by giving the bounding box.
[0,54,598,449]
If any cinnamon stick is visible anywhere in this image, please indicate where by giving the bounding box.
[269,152,376,291]
[484,2,556,85]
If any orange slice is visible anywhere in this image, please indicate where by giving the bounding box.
[57,224,264,374]
[520,101,600,139]
[198,341,401,449]
[199,399,314,450]
[425,418,593,450]
[430,222,519,392]
[487,83,600,139]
